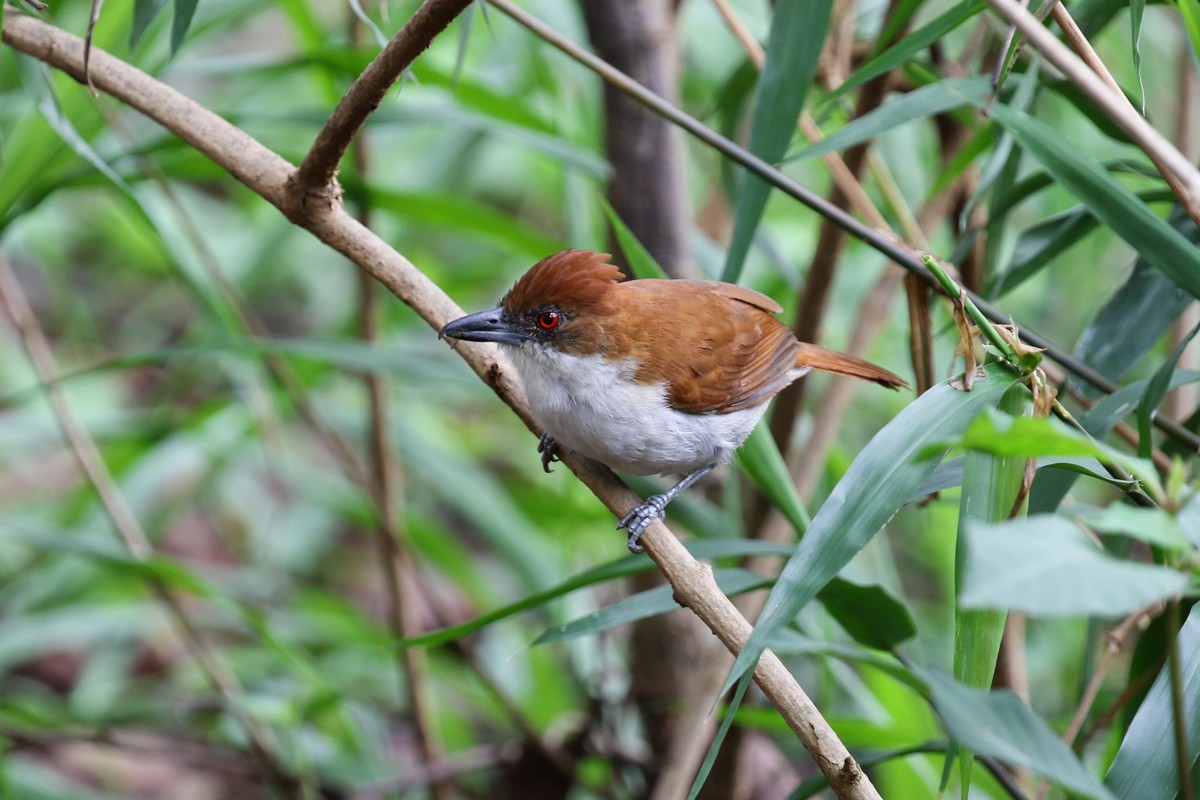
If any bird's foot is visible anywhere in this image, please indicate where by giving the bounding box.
[617,494,670,554]
[537,434,561,473]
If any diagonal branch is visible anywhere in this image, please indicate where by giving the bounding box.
[0,13,880,798]
[290,0,474,204]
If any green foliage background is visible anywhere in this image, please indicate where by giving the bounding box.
[1,0,1199,797]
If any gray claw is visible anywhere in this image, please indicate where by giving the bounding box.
[617,495,668,553]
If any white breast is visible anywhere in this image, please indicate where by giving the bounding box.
[507,344,768,476]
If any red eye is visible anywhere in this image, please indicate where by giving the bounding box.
[537,311,560,330]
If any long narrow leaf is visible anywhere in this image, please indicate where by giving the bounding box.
[921,668,1117,800]
[989,105,1200,299]
[722,0,832,281]
[1105,604,1200,799]
[822,0,987,107]
[787,75,991,164]
[953,386,1030,795]
[723,372,1016,695]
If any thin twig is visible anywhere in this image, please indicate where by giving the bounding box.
[290,0,474,202]
[0,255,304,796]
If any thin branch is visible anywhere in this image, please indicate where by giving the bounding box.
[985,0,1200,225]
[290,0,474,201]
[0,255,303,795]
[0,14,880,798]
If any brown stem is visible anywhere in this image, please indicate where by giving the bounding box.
[0,14,879,797]
[289,0,474,206]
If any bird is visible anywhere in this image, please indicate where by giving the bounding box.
[440,250,906,552]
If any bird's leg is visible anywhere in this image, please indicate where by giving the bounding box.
[537,433,561,473]
[618,464,716,553]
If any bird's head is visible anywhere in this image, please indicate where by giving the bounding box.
[439,250,623,352]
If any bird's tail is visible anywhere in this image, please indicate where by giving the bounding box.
[796,343,907,389]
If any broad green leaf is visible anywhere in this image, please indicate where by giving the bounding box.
[960,516,1187,615]
[953,385,1029,795]
[1105,603,1200,799]
[1138,319,1200,457]
[909,454,1136,503]
[989,104,1200,300]
[822,0,987,107]
[920,668,1117,800]
[737,425,811,536]
[601,199,668,279]
[1030,370,1200,513]
[723,372,1016,695]
[820,577,917,651]
[1078,506,1190,551]
[535,568,769,644]
[787,76,991,165]
[722,0,831,282]
[939,409,1164,502]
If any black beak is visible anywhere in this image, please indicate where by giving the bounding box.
[439,307,527,346]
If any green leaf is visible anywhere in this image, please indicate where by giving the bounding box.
[1174,0,1200,74]
[1030,370,1200,513]
[1130,0,1146,111]
[394,540,794,650]
[960,515,1187,616]
[131,0,170,49]
[688,675,752,800]
[535,568,769,644]
[1138,319,1200,458]
[941,409,1165,502]
[737,425,810,536]
[1075,215,1198,390]
[601,198,669,279]
[1078,506,1191,551]
[988,104,1200,300]
[990,207,1101,297]
[723,372,1016,695]
[787,75,991,165]
[722,0,832,282]
[363,187,562,258]
[920,668,1117,800]
[819,577,916,651]
[821,0,987,107]
[1105,603,1200,799]
[953,385,1029,794]
[171,0,201,54]
[768,630,925,691]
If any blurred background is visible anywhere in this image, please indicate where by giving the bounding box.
[1,0,1197,797]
